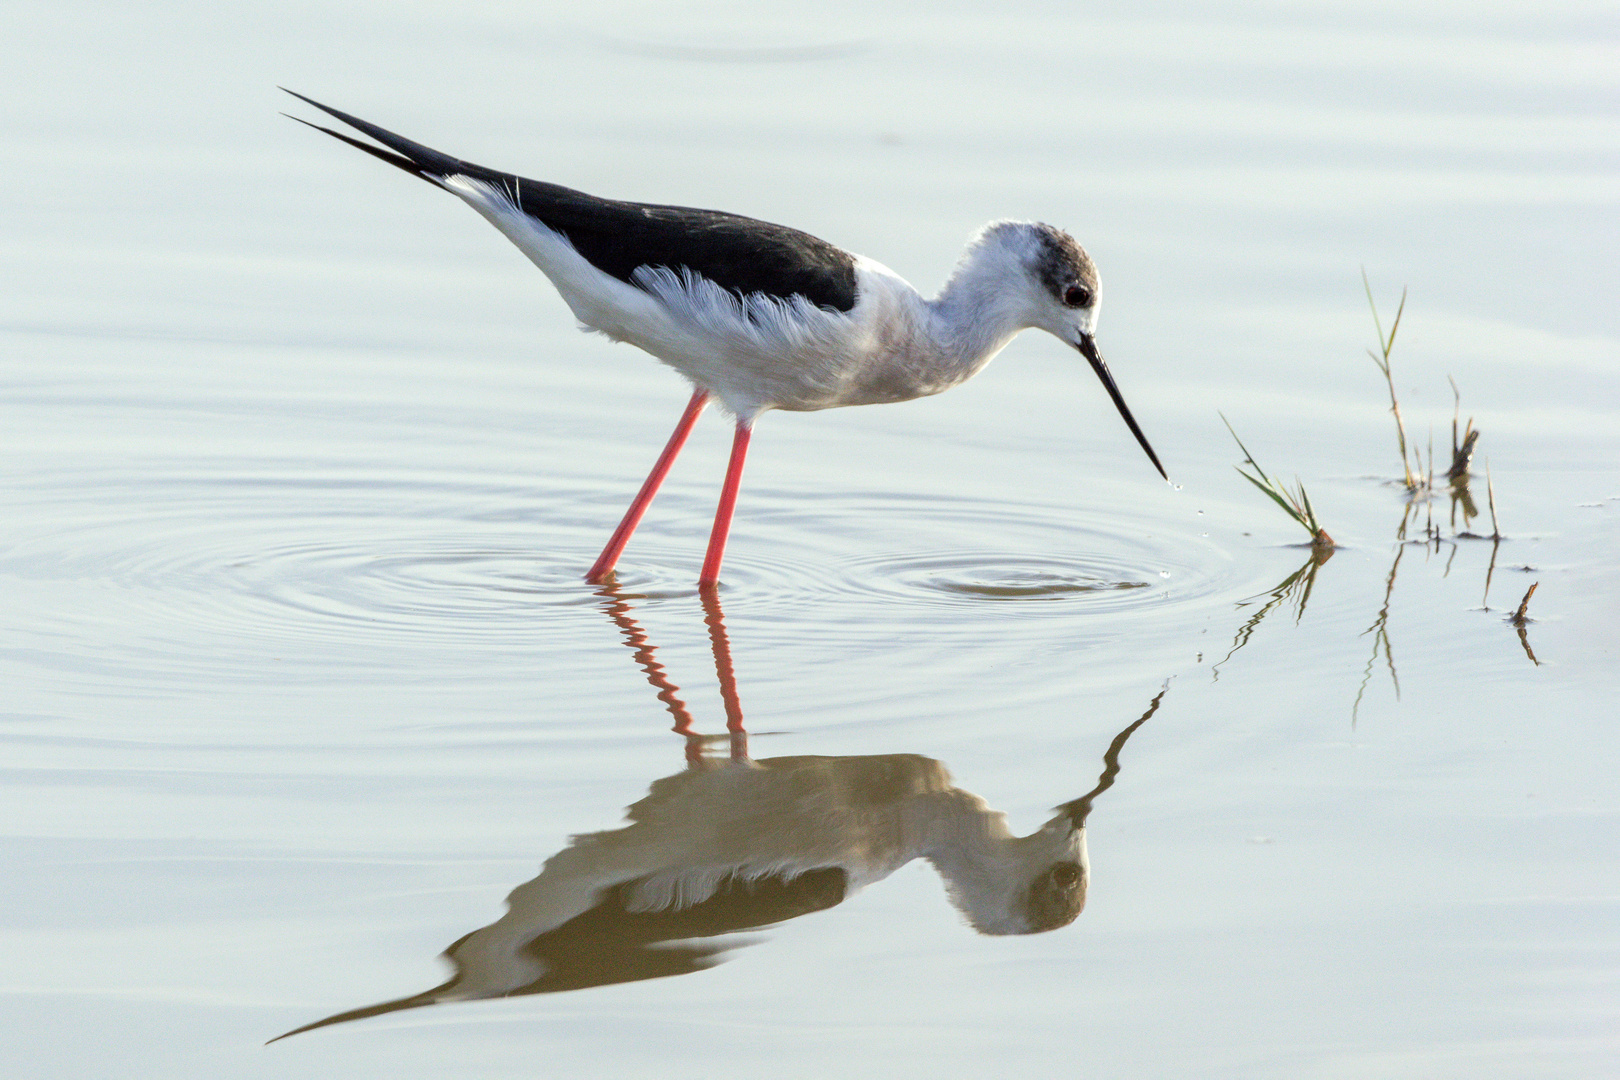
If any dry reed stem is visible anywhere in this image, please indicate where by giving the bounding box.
[1512,582,1538,627]
[1447,375,1479,479]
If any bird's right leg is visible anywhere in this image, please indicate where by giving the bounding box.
[585,389,710,582]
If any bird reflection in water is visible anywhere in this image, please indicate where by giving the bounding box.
[271,589,1163,1041]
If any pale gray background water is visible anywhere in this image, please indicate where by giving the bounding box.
[3,2,1617,1077]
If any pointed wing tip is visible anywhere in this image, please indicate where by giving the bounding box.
[281,105,439,183]
[276,91,471,184]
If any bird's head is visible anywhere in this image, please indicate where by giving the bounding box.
[993,221,1167,481]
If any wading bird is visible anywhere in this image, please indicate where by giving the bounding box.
[285,91,1166,585]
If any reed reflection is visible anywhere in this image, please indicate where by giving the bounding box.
[1211,545,1334,681]
[1215,472,1541,722]
[271,589,1163,1041]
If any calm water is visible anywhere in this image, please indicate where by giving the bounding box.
[4,2,1617,1077]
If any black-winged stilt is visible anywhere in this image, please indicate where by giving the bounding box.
[284,91,1167,586]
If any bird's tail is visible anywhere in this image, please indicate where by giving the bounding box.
[280,88,493,187]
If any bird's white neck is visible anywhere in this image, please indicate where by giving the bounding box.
[925,229,1044,377]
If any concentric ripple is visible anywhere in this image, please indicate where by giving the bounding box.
[871,554,1151,601]
[2,458,1251,694]
[701,491,1234,624]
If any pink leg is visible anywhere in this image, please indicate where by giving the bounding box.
[698,420,752,587]
[585,389,710,583]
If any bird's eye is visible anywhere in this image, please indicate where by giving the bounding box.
[1063,284,1092,308]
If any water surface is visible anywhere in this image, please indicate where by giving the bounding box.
[3,2,1617,1077]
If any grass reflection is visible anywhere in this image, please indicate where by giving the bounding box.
[1214,474,1541,723]
[1352,543,1404,724]
[1212,546,1334,681]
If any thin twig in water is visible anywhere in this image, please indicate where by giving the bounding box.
[1479,460,1505,608]
[1512,582,1541,666]
[1483,536,1501,610]
[1486,460,1501,540]
[1511,582,1538,627]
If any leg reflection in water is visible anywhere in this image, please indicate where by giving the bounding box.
[270,588,1166,1042]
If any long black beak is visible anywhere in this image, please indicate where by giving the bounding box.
[1077,334,1167,480]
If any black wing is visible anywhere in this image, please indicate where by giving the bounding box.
[283,90,859,313]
